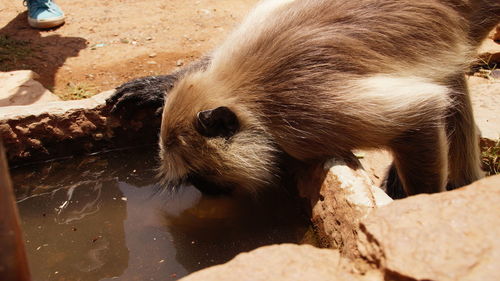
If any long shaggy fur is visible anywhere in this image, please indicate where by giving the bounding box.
[159,0,499,195]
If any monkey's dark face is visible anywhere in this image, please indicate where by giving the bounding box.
[158,75,280,194]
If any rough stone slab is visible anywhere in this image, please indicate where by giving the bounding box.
[0,90,114,119]
[355,149,393,188]
[297,155,392,260]
[468,76,500,140]
[0,70,60,107]
[179,244,383,281]
[324,159,392,208]
[358,174,500,281]
[0,90,160,165]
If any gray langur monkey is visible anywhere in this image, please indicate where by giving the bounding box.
[150,0,499,196]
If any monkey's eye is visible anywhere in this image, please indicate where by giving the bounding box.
[195,106,240,138]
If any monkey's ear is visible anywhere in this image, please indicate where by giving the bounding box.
[195,106,240,138]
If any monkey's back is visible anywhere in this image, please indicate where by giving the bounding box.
[211,0,473,86]
[203,0,473,159]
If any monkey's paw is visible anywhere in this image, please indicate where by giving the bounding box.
[106,75,176,119]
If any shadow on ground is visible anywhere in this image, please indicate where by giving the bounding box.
[0,12,87,92]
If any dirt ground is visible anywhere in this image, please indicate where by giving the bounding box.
[0,0,259,98]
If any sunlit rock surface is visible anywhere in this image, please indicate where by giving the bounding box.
[468,76,500,140]
[0,70,60,106]
[179,244,382,281]
[297,155,392,261]
[358,174,500,281]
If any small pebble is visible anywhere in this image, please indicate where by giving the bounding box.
[199,9,211,15]
[176,59,184,66]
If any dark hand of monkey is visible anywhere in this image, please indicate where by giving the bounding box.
[106,57,211,120]
[106,75,177,120]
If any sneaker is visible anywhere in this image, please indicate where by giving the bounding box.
[24,0,65,29]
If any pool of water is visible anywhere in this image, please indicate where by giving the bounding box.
[11,147,311,281]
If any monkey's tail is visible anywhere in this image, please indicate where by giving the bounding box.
[468,0,500,45]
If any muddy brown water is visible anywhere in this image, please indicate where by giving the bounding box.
[10,147,311,281]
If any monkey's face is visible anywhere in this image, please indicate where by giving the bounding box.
[158,77,279,194]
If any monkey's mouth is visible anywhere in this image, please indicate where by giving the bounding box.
[186,173,234,196]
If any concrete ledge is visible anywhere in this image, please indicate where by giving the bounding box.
[0,91,161,165]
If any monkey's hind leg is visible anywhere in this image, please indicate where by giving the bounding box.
[391,124,449,196]
[446,76,484,189]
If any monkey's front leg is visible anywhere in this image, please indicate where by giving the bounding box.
[391,124,449,196]
[106,75,176,120]
[106,57,211,120]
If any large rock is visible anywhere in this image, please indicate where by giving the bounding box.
[358,174,500,281]
[0,70,60,106]
[179,244,382,281]
[297,156,392,260]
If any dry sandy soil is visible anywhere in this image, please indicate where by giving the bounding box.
[0,0,259,98]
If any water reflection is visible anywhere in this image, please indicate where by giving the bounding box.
[11,147,310,281]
